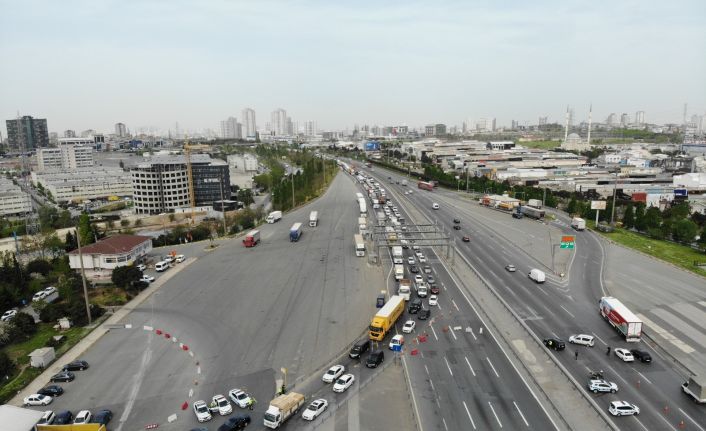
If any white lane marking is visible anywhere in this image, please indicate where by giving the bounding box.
[633,417,649,431]
[143,325,153,331]
[452,299,460,311]
[486,357,500,377]
[442,417,449,431]
[424,364,430,375]
[592,333,607,346]
[442,283,447,291]
[438,303,442,310]
[465,356,476,377]
[429,378,435,391]
[444,356,454,376]
[636,371,652,385]
[197,366,201,375]
[188,388,193,398]
[468,327,477,340]
[513,401,529,427]
[560,305,575,318]
[679,408,706,431]
[115,338,153,431]
[430,324,439,341]
[462,401,477,430]
[488,401,503,428]
[449,326,457,341]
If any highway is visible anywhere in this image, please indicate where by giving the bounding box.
[361,163,706,431]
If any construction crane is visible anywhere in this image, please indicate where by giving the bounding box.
[183,140,211,223]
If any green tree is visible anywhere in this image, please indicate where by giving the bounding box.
[78,213,93,246]
[644,207,662,230]
[672,219,698,244]
[634,203,646,231]
[111,265,143,288]
[57,210,72,228]
[134,219,143,227]
[120,219,130,227]
[567,196,578,215]
[699,227,706,251]
[622,204,635,229]
[26,259,52,276]
[10,312,37,338]
[64,231,77,252]
[38,206,58,231]
[0,351,15,378]
[237,188,254,206]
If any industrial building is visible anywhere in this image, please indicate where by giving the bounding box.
[0,177,32,217]
[31,168,132,203]
[36,138,95,171]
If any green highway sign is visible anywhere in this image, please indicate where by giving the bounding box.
[560,235,575,249]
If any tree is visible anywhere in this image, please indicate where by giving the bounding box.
[699,227,706,251]
[672,219,698,244]
[26,259,52,276]
[0,351,15,378]
[120,219,130,227]
[64,231,77,252]
[634,203,646,231]
[644,207,662,230]
[567,196,578,215]
[10,312,36,339]
[237,188,254,206]
[111,265,143,288]
[622,204,635,229]
[78,213,93,246]
[134,219,143,227]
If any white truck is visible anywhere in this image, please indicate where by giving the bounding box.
[263,392,305,429]
[571,217,586,231]
[266,211,283,224]
[398,279,412,301]
[358,216,368,235]
[402,180,408,186]
[392,246,403,264]
[528,268,546,283]
[309,211,318,227]
[354,234,365,257]
[682,375,706,404]
[599,296,643,342]
[527,199,542,209]
[358,197,367,215]
[394,264,404,281]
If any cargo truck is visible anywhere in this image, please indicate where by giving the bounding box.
[243,230,260,247]
[309,211,318,227]
[289,223,303,242]
[599,297,643,342]
[358,217,368,235]
[392,246,403,264]
[354,234,365,257]
[527,199,542,209]
[520,205,545,220]
[266,211,282,224]
[398,279,411,301]
[394,264,404,280]
[358,198,367,215]
[571,217,586,231]
[682,375,706,403]
[356,192,364,202]
[418,181,434,191]
[402,180,408,186]
[263,391,305,429]
[369,295,405,341]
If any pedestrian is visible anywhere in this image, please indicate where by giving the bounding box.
[606,346,611,356]
[575,350,579,360]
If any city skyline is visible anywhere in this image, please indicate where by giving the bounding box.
[1,1,704,134]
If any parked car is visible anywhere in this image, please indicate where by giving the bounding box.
[569,334,595,347]
[608,401,640,416]
[630,349,652,363]
[91,409,113,425]
[211,394,233,416]
[50,371,75,382]
[54,410,74,425]
[228,389,252,409]
[175,254,186,263]
[193,400,212,422]
[1,309,17,322]
[43,286,57,296]
[588,379,618,393]
[74,410,92,424]
[322,365,345,383]
[32,291,49,302]
[136,264,147,271]
[63,360,89,371]
[37,410,56,425]
[615,348,635,362]
[302,399,328,421]
[543,338,565,351]
[141,274,155,283]
[219,414,250,430]
[23,394,53,406]
[38,385,64,397]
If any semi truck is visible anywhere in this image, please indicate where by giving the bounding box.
[358,216,368,235]
[243,230,260,247]
[599,297,643,342]
[358,198,367,215]
[369,295,405,341]
[682,375,706,404]
[309,211,319,227]
[266,211,282,224]
[394,264,404,280]
[398,279,411,301]
[354,234,365,257]
[418,181,434,191]
[519,205,545,220]
[289,223,303,242]
[263,392,306,429]
[355,192,364,202]
[392,246,403,264]
[571,217,586,231]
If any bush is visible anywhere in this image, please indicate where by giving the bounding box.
[40,303,68,323]
[111,266,142,289]
[0,351,15,379]
[7,312,37,342]
[26,259,52,276]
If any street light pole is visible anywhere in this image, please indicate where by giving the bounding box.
[75,228,92,325]
[291,172,295,209]
[610,173,618,225]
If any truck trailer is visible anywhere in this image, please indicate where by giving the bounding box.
[682,375,706,404]
[354,234,365,257]
[369,295,405,341]
[599,297,643,342]
[358,198,367,215]
[263,392,306,429]
[243,230,260,247]
[309,211,318,227]
[418,181,434,191]
[519,205,545,220]
[527,199,542,209]
[289,223,303,242]
[266,211,282,224]
[392,246,403,264]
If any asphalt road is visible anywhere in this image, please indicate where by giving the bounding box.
[363,163,706,431]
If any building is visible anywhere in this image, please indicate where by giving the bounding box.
[606,113,617,126]
[304,121,317,136]
[227,153,258,189]
[271,108,288,135]
[620,113,630,127]
[476,118,496,132]
[242,108,257,138]
[635,111,645,126]
[64,129,76,138]
[115,122,127,137]
[0,177,32,217]
[0,404,45,431]
[68,234,153,279]
[37,138,95,171]
[131,154,230,214]
[31,168,133,203]
[538,116,548,126]
[220,116,242,139]
[5,115,49,150]
[561,132,590,152]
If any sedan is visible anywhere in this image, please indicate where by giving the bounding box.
[1,309,17,322]
[54,411,74,425]
[418,255,427,263]
[141,275,155,283]
[24,394,53,406]
[429,284,440,295]
[426,275,435,284]
[322,365,345,383]
[74,410,92,424]
[409,265,419,274]
[175,254,186,263]
[37,410,55,425]
[428,295,439,306]
[221,414,251,430]
[136,263,147,271]
[333,374,355,393]
[453,218,461,224]
[588,379,618,394]
[630,349,652,363]
[418,309,431,320]
[193,400,212,422]
[212,394,233,416]
[414,275,423,284]
[407,256,415,265]
[43,286,57,295]
[402,320,416,333]
[422,265,432,274]
[33,291,49,302]
[505,264,516,272]
[228,389,251,409]
[615,348,635,362]
[38,385,64,397]
[63,360,89,371]
[91,409,113,425]
[462,236,470,242]
[453,225,461,230]
[302,399,328,421]
[432,203,439,209]
[543,338,565,351]
[50,371,75,382]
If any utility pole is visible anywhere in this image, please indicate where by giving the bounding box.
[219,174,227,235]
[466,166,469,193]
[75,228,92,325]
[610,173,618,225]
[291,172,295,209]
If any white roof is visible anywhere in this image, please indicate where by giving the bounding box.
[0,405,45,431]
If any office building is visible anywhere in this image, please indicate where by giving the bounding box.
[242,108,257,138]
[304,121,317,136]
[64,129,76,138]
[271,108,288,135]
[130,154,229,214]
[476,118,496,132]
[220,116,242,139]
[5,115,49,150]
[0,177,32,217]
[606,113,617,126]
[635,111,645,126]
[538,116,548,126]
[31,168,132,203]
[115,123,127,138]
[620,113,630,127]
[37,138,95,171]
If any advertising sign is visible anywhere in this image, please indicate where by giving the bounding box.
[590,201,607,210]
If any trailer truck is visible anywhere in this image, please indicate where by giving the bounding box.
[599,297,643,342]
[520,205,545,220]
[527,199,543,209]
[358,216,368,235]
[358,198,367,215]
[392,246,403,264]
[418,181,434,191]
[309,211,319,227]
[243,230,260,247]
[354,234,365,257]
[289,223,303,242]
[369,295,405,341]
[266,211,282,224]
[263,392,306,429]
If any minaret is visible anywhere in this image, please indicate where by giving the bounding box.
[587,104,592,146]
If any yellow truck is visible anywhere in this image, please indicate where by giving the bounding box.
[369,295,405,341]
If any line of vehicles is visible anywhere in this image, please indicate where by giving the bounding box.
[244,209,320,247]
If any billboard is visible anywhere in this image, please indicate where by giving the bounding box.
[365,141,381,151]
[674,189,688,197]
[591,201,607,210]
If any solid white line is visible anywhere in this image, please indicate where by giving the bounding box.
[486,357,500,377]
[449,326,457,341]
[465,356,476,377]
[444,356,454,376]
[592,332,607,346]
[488,401,503,428]
[437,303,442,310]
[452,299,460,311]
[424,364,430,375]
[633,417,649,431]
[442,417,449,431]
[513,401,529,427]
[560,305,575,318]
[188,388,193,398]
[469,327,477,340]
[462,401,477,430]
[679,408,706,431]
[430,324,439,341]
[636,371,652,385]
[197,367,201,375]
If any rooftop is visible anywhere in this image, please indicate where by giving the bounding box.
[68,234,152,255]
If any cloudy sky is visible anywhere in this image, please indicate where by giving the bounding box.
[1,0,704,135]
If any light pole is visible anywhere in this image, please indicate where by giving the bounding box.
[291,172,295,209]
[75,227,92,325]
[610,172,618,225]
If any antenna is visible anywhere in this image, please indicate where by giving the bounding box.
[587,104,593,146]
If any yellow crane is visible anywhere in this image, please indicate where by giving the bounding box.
[183,140,211,223]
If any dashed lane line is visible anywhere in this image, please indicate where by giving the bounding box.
[465,356,476,377]
[463,401,477,430]
[486,357,500,377]
[444,356,454,377]
[488,401,503,428]
[514,401,529,427]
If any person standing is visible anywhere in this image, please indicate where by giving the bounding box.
[606,346,611,356]
[575,350,579,360]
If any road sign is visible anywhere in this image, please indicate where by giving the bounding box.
[560,235,575,249]
[392,344,402,352]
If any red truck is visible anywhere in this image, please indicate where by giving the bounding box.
[243,230,260,247]
[599,297,643,342]
[418,181,434,191]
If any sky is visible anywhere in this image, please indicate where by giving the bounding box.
[1,0,705,135]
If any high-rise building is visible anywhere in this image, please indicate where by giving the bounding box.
[220,116,241,139]
[5,115,49,150]
[64,129,76,138]
[37,138,95,171]
[115,123,127,137]
[271,108,288,135]
[304,121,317,136]
[511,120,519,130]
[476,118,496,132]
[635,111,645,126]
[80,129,96,138]
[606,113,616,126]
[241,108,257,138]
[538,116,548,126]
[620,113,630,127]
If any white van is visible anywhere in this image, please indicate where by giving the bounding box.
[155,261,169,272]
[528,268,545,283]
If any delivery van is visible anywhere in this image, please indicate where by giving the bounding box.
[528,268,546,283]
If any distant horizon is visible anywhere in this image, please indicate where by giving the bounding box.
[1,1,704,135]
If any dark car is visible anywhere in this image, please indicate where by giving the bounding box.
[543,338,565,351]
[366,350,384,368]
[429,284,440,295]
[462,236,470,242]
[38,385,64,397]
[408,298,422,314]
[219,414,251,431]
[92,409,113,425]
[630,349,652,363]
[418,309,431,320]
[453,218,460,224]
[409,265,419,274]
[63,360,89,371]
[50,371,75,382]
[349,339,370,359]
[55,410,74,425]
[512,212,523,219]
[453,225,461,230]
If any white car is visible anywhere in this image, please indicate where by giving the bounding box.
[136,264,147,271]
[569,334,595,347]
[32,291,49,302]
[418,255,427,263]
[37,410,55,425]
[432,203,440,209]
[74,410,92,424]
[43,286,57,296]
[588,379,618,393]
[412,245,420,251]
[302,398,328,421]
[402,320,416,333]
[609,401,640,416]
[193,400,212,422]
[228,389,251,408]
[414,275,424,284]
[1,309,17,322]
[405,191,410,195]
[407,256,415,265]
[373,203,380,209]
[389,334,404,350]
[163,256,174,263]
[332,374,355,393]
[212,394,232,415]
[428,295,438,306]
[615,348,634,362]
[175,254,186,263]
[141,274,155,283]
[23,394,52,406]
[322,365,345,383]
